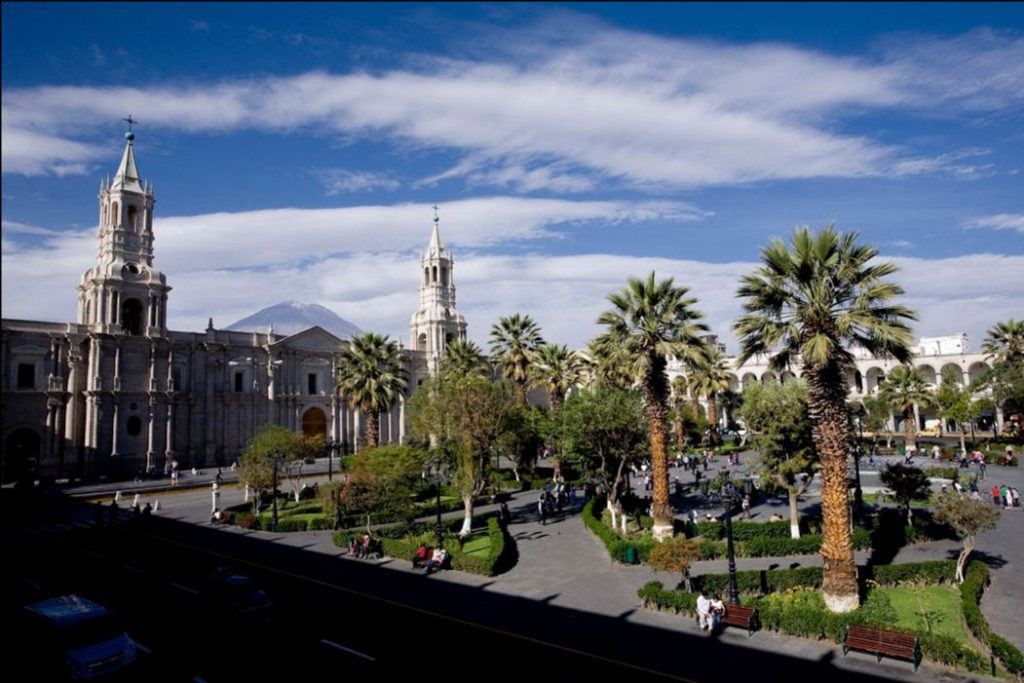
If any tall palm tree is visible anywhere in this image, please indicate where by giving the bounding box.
[489,313,544,405]
[595,271,709,541]
[734,225,916,613]
[690,347,735,446]
[586,337,634,390]
[441,339,490,379]
[983,318,1024,363]
[879,365,935,451]
[335,332,408,449]
[529,344,586,412]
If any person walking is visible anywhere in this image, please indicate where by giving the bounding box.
[992,484,1002,506]
[741,494,751,519]
[538,492,549,525]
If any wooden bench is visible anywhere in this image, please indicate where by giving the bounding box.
[843,623,921,671]
[718,603,759,637]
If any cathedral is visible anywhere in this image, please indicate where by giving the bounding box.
[1,131,466,484]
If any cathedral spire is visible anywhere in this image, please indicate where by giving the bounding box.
[110,129,145,194]
[428,204,444,256]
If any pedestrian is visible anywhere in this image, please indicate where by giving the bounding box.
[979,459,987,480]
[538,492,549,525]
[1010,487,1020,508]
[696,590,712,631]
[992,484,1001,506]
[742,494,751,519]
[499,501,511,527]
[932,444,941,460]
[132,493,140,509]
[1000,484,1009,508]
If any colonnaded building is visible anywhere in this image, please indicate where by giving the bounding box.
[1,132,466,483]
[0,133,1003,484]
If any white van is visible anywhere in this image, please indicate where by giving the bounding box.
[23,595,137,679]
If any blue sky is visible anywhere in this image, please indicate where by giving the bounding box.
[2,2,1022,352]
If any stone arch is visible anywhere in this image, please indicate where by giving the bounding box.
[865,367,886,394]
[780,371,797,384]
[127,205,138,233]
[917,364,937,387]
[3,427,41,483]
[967,361,991,387]
[940,362,964,385]
[741,373,758,390]
[302,407,327,438]
[122,298,144,335]
[417,333,427,351]
[761,371,777,384]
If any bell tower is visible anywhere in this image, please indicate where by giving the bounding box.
[409,208,466,368]
[77,122,170,336]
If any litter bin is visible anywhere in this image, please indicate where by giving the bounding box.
[625,547,637,564]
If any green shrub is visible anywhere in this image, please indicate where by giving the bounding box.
[924,466,959,480]
[856,590,898,625]
[275,518,308,532]
[237,514,261,530]
[991,634,1024,676]
[870,560,956,586]
[918,633,989,673]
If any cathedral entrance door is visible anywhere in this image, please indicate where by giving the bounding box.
[301,407,327,439]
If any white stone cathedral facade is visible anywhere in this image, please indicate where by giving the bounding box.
[1,133,463,483]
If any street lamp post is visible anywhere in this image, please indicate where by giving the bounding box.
[271,448,283,532]
[422,456,447,548]
[325,437,337,483]
[720,470,740,605]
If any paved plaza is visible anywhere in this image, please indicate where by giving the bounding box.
[62,450,1023,681]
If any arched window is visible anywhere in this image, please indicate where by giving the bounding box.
[441,266,448,286]
[432,265,438,283]
[126,415,142,436]
[424,267,430,285]
[112,201,119,226]
[418,333,427,350]
[127,206,138,232]
[122,298,144,335]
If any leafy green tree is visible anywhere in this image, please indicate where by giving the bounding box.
[933,490,1001,583]
[878,463,932,526]
[879,365,935,451]
[489,313,544,405]
[338,444,431,532]
[336,332,408,449]
[408,373,519,535]
[739,379,818,538]
[238,424,301,514]
[586,337,634,390]
[734,224,916,613]
[862,394,893,450]
[595,272,709,541]
[557,385,648,532]
[935,371,976,454]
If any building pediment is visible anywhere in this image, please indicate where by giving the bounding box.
[271,326,344,353]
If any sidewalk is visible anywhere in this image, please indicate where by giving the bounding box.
[63,454,1023,678]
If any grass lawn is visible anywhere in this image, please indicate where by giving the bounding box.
[876,585,968,645]
[860,492,932,508]
[460,532,491,556]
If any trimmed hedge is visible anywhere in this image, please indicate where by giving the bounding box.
[335,517,513,577]
[962,561,1024,676]
[582,498,659,564]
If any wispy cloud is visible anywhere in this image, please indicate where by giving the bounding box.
[961,213,1024,234]
[314,169,400,194]
[4,22,1020,185]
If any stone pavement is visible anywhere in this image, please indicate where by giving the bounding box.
[64,453,1023,680]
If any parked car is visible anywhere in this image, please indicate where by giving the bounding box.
[20,595,137,680]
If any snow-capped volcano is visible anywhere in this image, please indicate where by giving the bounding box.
[225,301,362,339]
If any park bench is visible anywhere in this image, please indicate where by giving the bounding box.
[412,547,434,569]
[719,603,759,637]
[843,623,921,671]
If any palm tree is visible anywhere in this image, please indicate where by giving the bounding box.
[983,318,1024,363]
[879,365,935,451]
[335,332,408,449]
[595,271,709,541]
[586,337,634,390]
[489,314,544,405]
[441,339,490,379]
[734,225,916,613]
[529,344,586,412]
[690,347,735,446]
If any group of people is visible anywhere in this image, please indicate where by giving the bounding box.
[696,590,727,633]
[413,542,450,574]
[349,534,383,559]
[992,484,1021,509]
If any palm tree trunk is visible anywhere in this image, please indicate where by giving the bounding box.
[959,424,967,455]
[643,381,673,541]
[363,410,379,449]
[805,364,859,613]
[708,396,719,446]
[904,408,915,452]
[674,405,685,454]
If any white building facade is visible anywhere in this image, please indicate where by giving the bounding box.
[1,133,459,483]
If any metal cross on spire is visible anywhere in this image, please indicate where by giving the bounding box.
[122,115,138,132]
[432,204,440,223]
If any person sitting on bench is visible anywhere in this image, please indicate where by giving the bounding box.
[425,546,448,574]
[413,542,429,568]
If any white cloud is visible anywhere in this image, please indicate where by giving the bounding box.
[5,23,1018,184]
[961,213,1024,234]
[314,169,400,194]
